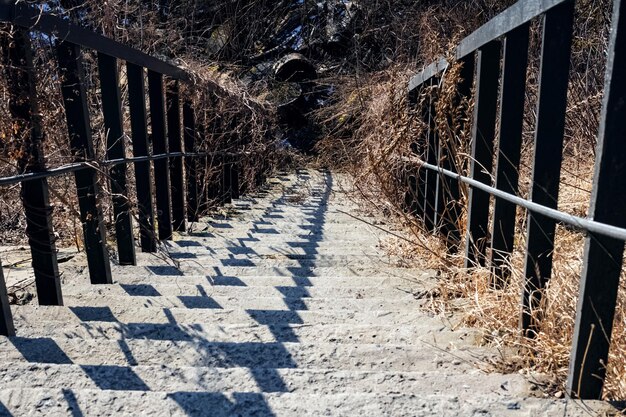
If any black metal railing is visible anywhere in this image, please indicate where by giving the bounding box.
[0,2,249,335]
[407,0,626,400]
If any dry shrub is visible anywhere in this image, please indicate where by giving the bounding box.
[315,65,421,210]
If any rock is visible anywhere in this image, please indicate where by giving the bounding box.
[274,53,317,82]
[507,402,521,410]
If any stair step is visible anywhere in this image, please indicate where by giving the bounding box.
[163,242,389,257]
[198,223,389,234]
[14,321,477,346]
[61,293,426,312]
[197,230,391,242]
[143,254,402,269]
[166,245,388,257]
[187,230,394,243]
[111,265,423,279]
[59,282,422,300]
[12,305,445,327]
[0,338,490,371]
[0,363,530,396]
[198,213,373,225]
[107,273,432,288]
[0,389,607,417]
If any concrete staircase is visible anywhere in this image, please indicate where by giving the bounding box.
[0,170,614,416]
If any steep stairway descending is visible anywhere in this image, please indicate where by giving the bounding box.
[0,170,614,416]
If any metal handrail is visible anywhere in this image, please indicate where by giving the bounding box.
[0,1,189,80]
[0,151,244,186]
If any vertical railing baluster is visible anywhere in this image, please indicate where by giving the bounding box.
[434,126,447,234]
[148,70,173,240]
[127,63,157,252]
[97,52,136,266]
[415,102,427,220]
[1,29,63,304]
[404,175,418,215]
[201,98,219,208]
[207,154,221,207]
[57,41,112,285]
[423,78,439,232]
[0,261,14,336]
[221,132,233,205]
[457,54,476,111]
[407,87,424,219]
[567,0,626,399]
[183,100,199,222]
[521,0,575,335]
[238,131,250,196]
[490,24,530,287]
[440,54,475,251]
[197,122,212,213]
[204,144,218,208]
[463,40,501,268]
[231,138,241,201]
[416,165,426,220]
[166,80,186,232]
[223,158,233,205]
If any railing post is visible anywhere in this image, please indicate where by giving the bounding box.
[456,54,476,111]
[231,143,241,200]
[166,80,186,232]
[207,154,221,207]
[463,40,501,268]
[1,28,63,305]
[415,153,426,219]
[0,261,15,336]
[490,24,530,287]
[567,0,626,399]
[437,54,475,251]
[423,78,439,232]
[127,63,157,252]
[238,131,250,196]
[221,133,233,205]
[148,70,173,240]
[197,122,212,213]
[404,175,419,215]
[97,52,136,266]
[183,100,199,222]
[57,41,112,285]
[521,0,575,335]
[408,86,427,220]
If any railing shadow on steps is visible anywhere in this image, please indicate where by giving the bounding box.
[0,2,255,337]
[405,0,626,400]
[4,175,323,414]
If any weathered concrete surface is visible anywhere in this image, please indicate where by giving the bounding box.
[0,169,617,416]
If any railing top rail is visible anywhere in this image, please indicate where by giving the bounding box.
[0,1,190,81]
[408,58,448,93]
[456,0,568,59]
[408,0,571,93]
[0,150,241,187]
